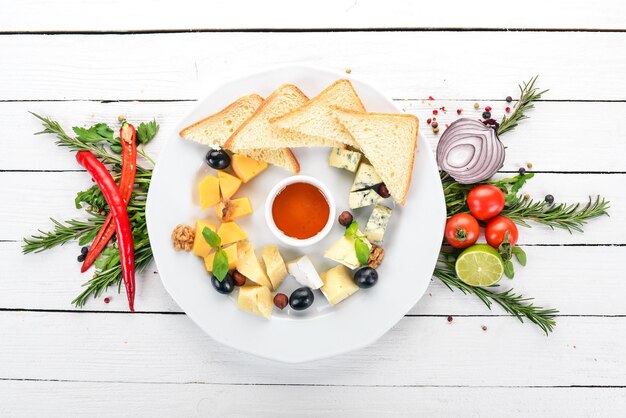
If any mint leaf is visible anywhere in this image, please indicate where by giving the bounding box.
[345,221,359,239]
[202,227,221,248]
[512,246,527,266]
[355,238,369,266]
[137,120,159,144]
[73,123,114,143]
[212,249,229,281]
[504,260,515,279]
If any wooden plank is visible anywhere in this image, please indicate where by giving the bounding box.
[2,381,625,417]
[0,312,623,386]
[3,0,626,31]
[3,172,620,243]
[0,33,625,100]
[5,100,626,172]
[6,241,623,316]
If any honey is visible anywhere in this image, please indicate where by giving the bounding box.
[271,182,330,239]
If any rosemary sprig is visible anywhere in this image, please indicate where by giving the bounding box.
[497,76,548,136]
[433,260,558,335]
[23,216,105,253]
[504,195,610,233]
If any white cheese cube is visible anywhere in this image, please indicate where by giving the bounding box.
[364,204,393,245]
[286,256,323,289]
[351,163,382,191]
[324,234,372,270]
[349,189,384,209]
[320,265,359,305]
[328,147,362,172]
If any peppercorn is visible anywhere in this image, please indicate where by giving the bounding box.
[338,211,353,227]
[473,102,480,109]
[433,127,440,134]
[523,193,531,200]
[518,167,526,175]
[505,107,511,113]
[482,111,491,119]
[456,108,463,115]
[485,106,492,112]
[81,247,89,255]
[545,194,555,204]
[77,254,85,262]
[506,96,513,103]
[527,162,533,169]
[345,68,352,74]
[432,109,438,115]
[426,118,432,124]
[431,121,439,129]
[104,297,111,304]
[117,115,126,122]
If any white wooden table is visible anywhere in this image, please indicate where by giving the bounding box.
[2,2,625,416]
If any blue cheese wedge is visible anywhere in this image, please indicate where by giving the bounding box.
[324,234,372,270]
[328,147,362,172]
[351,163,382,191]
[286,256,323,289]
[364,204,393,245]
[349,189,384,209]
[320,265,359,305]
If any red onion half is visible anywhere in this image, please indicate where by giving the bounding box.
[436,118,505,184]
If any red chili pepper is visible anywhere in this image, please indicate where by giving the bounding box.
[76,150,136,312]
[81,123,137,272]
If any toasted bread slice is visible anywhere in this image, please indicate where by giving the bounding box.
[180,93,299,172]
[223,84,307,173]
[179,94,264,149]
[333,108,419,205]
[269,79,366,149]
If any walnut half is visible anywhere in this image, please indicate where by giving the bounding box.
[171,224,195,252]
[367,245,385,269]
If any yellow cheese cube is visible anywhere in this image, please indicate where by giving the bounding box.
[231,154,268,183]
[217,170,242,199]
[191,220,217,257]
[324,234,372,270]
[237,285,273,318]
[203,244,238,272]
[217,222,247,246]
[261,245,288,290]
[198,175,220,210]
[320,265,359,305]
[236,241,273,289]
[215,197,253,222]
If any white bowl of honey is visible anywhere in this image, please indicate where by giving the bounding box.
[265,175,336,247]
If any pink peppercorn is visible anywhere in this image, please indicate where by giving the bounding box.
[505,107,511,113]
[426,118,432,124]
[447,316,453,323]
[485,106,492,112]
[428,96,435,100]
[456,108,462,115]
[432,109,438,115]
[104,297,111,304]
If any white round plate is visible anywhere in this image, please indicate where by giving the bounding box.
[146,65,445,363]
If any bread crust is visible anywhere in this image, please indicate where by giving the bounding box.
[332,108,419,205]
[179,93,264,139]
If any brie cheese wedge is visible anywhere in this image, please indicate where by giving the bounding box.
[286,256,323,289]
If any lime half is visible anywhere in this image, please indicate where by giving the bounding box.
[455,244,504,287]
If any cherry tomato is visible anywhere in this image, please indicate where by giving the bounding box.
[485,216,519,248]
[444,213,480,249]
[467,185,506,221]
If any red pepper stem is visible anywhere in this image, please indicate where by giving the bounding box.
[76,151,136,312]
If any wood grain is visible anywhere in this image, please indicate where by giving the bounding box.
[0,312,623,386]
[2,381,625,418]
[4,100,626,172]
[1,32,625,100]
[3,0,625,31]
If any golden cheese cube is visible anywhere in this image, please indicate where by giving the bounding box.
[320,265,359,305]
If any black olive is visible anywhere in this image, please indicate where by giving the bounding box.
[354,267,378,289]
[289,287,314,310]
[482,111,491,119]
[211,273,235,294]
[205,149,231,170]
[77,254,85,262]
[81,246,89,255]
[545,194,555,204]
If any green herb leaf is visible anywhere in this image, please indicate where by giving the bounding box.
[512,246,527,266]
[355,238,370,266]
[137,120,159,144]
[345,221,359,239]
[212,249,229,281]
[498,231,513,262]
[72,123,114,143]
[504,260,515,279]
[202,227,221,248]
